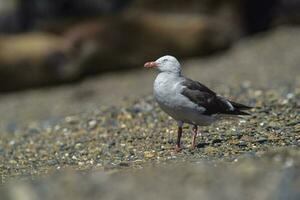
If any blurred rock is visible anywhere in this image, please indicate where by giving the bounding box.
[77,12,235,72]
[0,12,235,91]
[0,0,300,91]
[0,0,132,33]
[275,0,300,24]
[0,32,83,91]
[130,0,300,32]
[1,0,300,34]
[129,0,230,13]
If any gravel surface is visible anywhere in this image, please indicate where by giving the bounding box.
[0,84,299,183]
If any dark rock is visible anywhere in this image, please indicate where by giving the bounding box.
[47,159,58,166]
[119,162,130,167]
[256,137,268,144]
[212,138,223,144]
[238,141,248,147]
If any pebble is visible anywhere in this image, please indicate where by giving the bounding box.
[88,120,97,129]
[65,116,79,124]
[256,137,268,144]
[78,162,84,166]
[48,160,58,166]
[238,141,247,147]
[144,151,156,158]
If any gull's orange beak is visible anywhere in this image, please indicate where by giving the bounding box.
[144,61,158,68]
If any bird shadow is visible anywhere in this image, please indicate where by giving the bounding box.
[196,142,210,148]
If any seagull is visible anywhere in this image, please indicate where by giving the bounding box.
[144,55,252,151]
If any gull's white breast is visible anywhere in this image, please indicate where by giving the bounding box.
[153,72,215,126]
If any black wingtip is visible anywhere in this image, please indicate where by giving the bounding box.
[235,110,251,115]
[225,109,251,116]
[229,101,253,110]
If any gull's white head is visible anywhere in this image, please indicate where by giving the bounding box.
[144,55,181,74]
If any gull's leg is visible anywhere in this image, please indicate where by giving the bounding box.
[192,125,198,149]
[175,121,183,152]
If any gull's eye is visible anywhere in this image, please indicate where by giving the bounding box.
[163,59,168,62]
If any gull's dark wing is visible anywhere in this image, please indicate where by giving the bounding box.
[181,78,250,115]
[181,78,216,95]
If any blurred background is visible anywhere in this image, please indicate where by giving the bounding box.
[0,0,299,92]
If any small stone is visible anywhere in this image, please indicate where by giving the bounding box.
[133,159,143,163]
[78,162,84,166]
[65,116,79,124]
[9,140,15,146]
[54,125,60,131]
[286,93,294,99]
[120,143,126,147]
[88,120,97,129]
[256,137,268,144]
[254,90,263,96]
[9,160,17,164]
[47,160,58,166]
[238,141,247,147]
[119,162,130,167]
[239,119,246,124]
[281,99,289,105]
[144,151,156,158]
[75,143,82,149]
